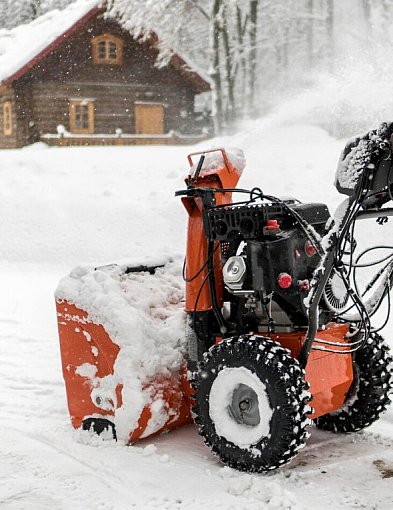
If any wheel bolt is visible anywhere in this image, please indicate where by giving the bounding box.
[239,399,250,411]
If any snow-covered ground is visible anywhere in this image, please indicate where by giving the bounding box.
[1,122,393,510]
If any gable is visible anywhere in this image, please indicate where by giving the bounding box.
[22,15,201,95]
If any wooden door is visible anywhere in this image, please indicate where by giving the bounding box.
[135,103,164,134]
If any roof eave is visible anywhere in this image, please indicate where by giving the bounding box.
[169,53,211,94]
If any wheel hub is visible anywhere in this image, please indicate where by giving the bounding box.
[208,365,272,448]
[228,383,261,426]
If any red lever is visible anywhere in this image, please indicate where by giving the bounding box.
[266,219,280,230]
[277,273,292,289]
[298,279,310,292]
[305,240,317,257]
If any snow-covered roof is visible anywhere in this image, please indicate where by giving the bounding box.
[0,0,210,92]
[0,0,100,85]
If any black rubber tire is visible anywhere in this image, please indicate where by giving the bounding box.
[193,335,312,473]
[315,332,393,433]
[82,418,117,440]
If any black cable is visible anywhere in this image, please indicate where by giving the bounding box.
[262,193,325,256]
[337,169,371,257]
[371,287,391,333]
[387,163,393,202]
[192,258,223,343]
[345,246,393,316]
[182,244,219,283]
[191,268,212,343]
[335,255,393,320]
[353,245,393,330]
[315,257,371,353]
[325,172,372,325]
[343,247,393,268]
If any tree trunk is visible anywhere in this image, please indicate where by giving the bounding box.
[236,5,247,115]
[361,0,371,21]
[326,0,335,69]
[307,0,314,67]
[221,5,236,127]
[210,0,224,133]
[247,0,258,116]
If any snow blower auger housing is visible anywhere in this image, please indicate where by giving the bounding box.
[56,124,393,473]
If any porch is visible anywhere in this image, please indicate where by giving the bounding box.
[40,131,208,147]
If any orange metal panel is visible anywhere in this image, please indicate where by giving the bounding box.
[305,349,353,419]
[56,300,192,440]
[56,300,120,429]
[270,323,353,418]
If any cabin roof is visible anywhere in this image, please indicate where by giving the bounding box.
[0,0,210,93]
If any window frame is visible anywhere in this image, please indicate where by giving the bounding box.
[3,100,12,136]
[91,34,123,65]
[69,99,95,134]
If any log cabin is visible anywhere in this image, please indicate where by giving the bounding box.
[0,0,211,148]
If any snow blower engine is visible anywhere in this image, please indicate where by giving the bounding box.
[56,123,393,473]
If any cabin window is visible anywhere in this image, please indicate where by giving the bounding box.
[3,100,12,136]
[92,34,123,65]
[69,100,94,134]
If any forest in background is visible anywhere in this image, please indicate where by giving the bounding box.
[2,0,393,135]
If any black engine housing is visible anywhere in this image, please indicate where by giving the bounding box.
[207,201,330,331]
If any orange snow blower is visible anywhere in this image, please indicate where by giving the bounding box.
[56,124,393,472]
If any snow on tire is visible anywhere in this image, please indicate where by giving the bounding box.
[193,335,312,473]
[315,332,393,433]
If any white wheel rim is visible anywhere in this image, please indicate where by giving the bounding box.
[209,366,273,448]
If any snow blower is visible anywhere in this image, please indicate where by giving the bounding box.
[56,123,393,472]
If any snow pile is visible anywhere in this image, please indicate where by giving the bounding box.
[55,259,187,441]
[0,0,99,83]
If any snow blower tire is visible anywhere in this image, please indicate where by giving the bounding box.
[193,335,312,473]
[315,332,393,433]
[82,418,117,440]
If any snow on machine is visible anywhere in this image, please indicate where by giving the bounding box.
[56,123,393,472]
